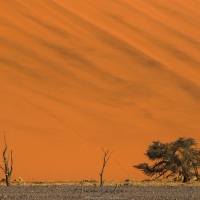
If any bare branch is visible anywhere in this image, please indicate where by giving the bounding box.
[0,165,5,172]
[1,133,13,186]
[99,148,113,187]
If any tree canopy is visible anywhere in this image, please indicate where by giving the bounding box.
[134,137,200,182]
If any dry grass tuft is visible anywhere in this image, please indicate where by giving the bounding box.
[0,178,200,187]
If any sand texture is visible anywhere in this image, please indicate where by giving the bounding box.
[0,0,200,181]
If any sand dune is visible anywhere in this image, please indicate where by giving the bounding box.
[0,0,200,181]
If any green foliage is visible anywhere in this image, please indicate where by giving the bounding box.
[134,137,200,182]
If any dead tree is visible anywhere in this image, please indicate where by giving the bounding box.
[0,133,13,186]
[99,148,113,187]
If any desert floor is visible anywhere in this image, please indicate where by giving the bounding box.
[0,185,200,200]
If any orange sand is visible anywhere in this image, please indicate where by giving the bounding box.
[0,0,200,181]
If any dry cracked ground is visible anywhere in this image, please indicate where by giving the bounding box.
[0,185,200,200]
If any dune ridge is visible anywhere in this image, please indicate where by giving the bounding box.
[0,0,200,181]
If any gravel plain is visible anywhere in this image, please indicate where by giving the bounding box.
[0,185,200,200]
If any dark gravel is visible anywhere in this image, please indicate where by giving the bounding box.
[0,185,200,200]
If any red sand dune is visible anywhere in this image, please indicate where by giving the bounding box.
[0,0,200,181]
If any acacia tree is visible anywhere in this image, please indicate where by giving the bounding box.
[0,133,13,186]
[99,148,113,187]
[134,138,200,182]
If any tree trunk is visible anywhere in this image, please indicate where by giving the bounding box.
[5,174,10,186]
[183,174,190,183]
[100,173,103,187]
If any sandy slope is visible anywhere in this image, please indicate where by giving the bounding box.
[0,0,200,181]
